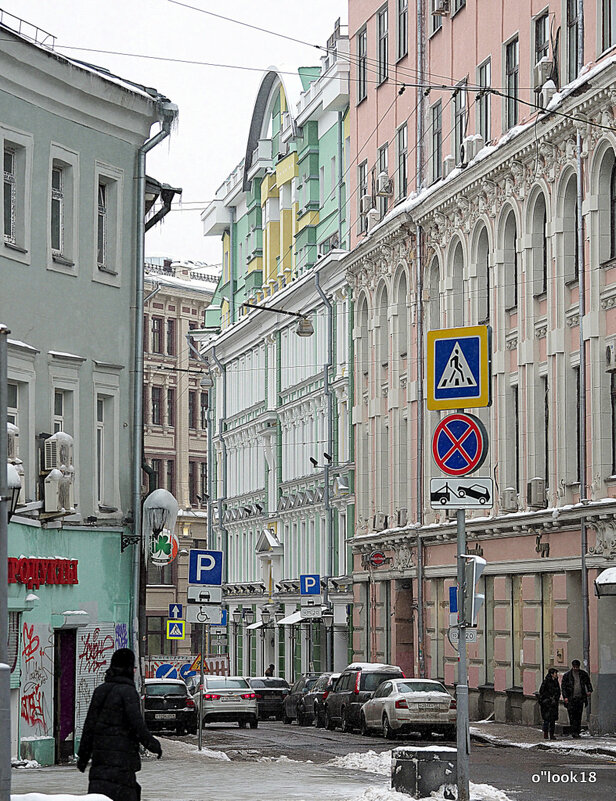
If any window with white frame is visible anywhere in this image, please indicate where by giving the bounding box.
[358,160,368,233]
[338,512,347,575]
[50,165,64,256]
[431,102,442,183]
[357,28,367,102]
[603,0,616,51]
[567,0,578,81]
[534,11,549,65]
[377,6,388,84]
[7,382,18,426]
[4,148,16,245]
[477,60,491,143]
[97,181,108,269]
[430,0,443,35]
[54,389,66,433]
[96,396,105,505]
[397,0,408,60]
[453,83,467,164]
[453,0,466,12]
[94,162,122,279]
[2,130,32,257]
[378,144,389,219]
[48,145,78,270]
[505,38,519,129]
[396,123,408,199]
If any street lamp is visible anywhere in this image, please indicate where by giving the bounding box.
[232,609,242,625]
[242,302,314,337]
[6,462,21,520]
[244,608,255,625]
[260,608,271,625]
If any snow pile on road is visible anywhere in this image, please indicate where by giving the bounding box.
[258,755,313,763]
[328,749,392,775]
[11,760,40,769]
[12,795,111,801]
[163,738,230,761]
[344,782,513,801]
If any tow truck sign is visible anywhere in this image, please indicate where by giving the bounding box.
[429,477,493,509]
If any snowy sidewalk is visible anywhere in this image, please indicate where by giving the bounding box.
[470,720,616,757]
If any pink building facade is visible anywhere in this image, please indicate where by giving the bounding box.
[347,0,616,731]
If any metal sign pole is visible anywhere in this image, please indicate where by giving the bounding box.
[456,508,469,801]
[198,623,205,751]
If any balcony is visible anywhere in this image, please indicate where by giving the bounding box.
[247,139,273,181]
[201,198,233,237]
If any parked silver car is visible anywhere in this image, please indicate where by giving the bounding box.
[360,678,456,740]
[189,675,258,728]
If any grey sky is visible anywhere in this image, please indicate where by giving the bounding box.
[4,0,347,264]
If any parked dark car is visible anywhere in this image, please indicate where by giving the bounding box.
[324,662,405,732]
[282,673,320,724]
[142,678,197,735]
[302,672,340,727]
[245,677,290,720]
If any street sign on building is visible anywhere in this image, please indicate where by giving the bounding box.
[427,326,492,410]
[187,585,222,604]
[300,574,321,595]
[186,604,223,625]
[169,603,183,619]
[166,620,186,640]
[449,627,478,643]
[188,549,223,586]
[429,477,493,509]
[432,413,488,476]
[300,606,322,619]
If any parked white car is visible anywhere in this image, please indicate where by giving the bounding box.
[189,675,259,728]
[360,678,456,740]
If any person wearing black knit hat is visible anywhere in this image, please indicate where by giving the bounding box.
[77,648,162,801]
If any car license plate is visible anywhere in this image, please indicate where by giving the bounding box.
[221,695,237,701]
[154,713,175,720]
[417,704,439,711]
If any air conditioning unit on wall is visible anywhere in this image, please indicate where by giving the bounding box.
[360,194,374,214]
[527,477,547,509]
[397,508,408,527]
[44,469,75,514]
[373,512,387,531]
[44,432,74,470]
[376,172,392,196]
[606,343,616,372]
[500,487,518,513]
[432,0,450,16]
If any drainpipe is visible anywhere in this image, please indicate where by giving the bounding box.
[1,325,11,801]
[314,269,334,671]
[337,111,344,248]
[576,0,591,689]
[229,209,236,324]
[415,0,427,679]
[210,346,228,583]
[131,99,178,671]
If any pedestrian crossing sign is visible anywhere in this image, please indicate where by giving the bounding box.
[166,619,186,640]
[427,326,491,410]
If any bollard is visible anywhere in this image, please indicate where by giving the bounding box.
[391,745,458,798]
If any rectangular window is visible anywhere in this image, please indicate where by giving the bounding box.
[377,7,388,84]
[611,372,616,474]
[166,319,175,355]
[505,38,519,129]
[7,382,18,426]
[319,165,325,207]
[397,0,408,59]
[542,375,549,486]
[378,144,389,219]
[151,317,163,354]
[97,181,107,268]
[151,458,161,488]
[53,389,64,433]
[453,0,466,11]
[535,12,549,64]
[603,0,616,51]
[396,123,408,199]
[432,102,442,182]
[166,459,175,495]
[200,391,208,429]
[514,384,520,491]
[478,60,491,142]
[96,396,105,505]
[188,323,198,360]
[188,390,197,429]
[50,166,64,254]
[145,615,173,657]
[167,388,175,427]
[3,148,15,244]
[567,0,578,81]
[151,387,162,425]
[575,365,581,482]
[431,0,443,34]
[454,83,467,164]
[200,463,207,505]
[358,160,368,233]
[357,28,367,102]
[188,461,197,505]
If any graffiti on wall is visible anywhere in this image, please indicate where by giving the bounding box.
[74,624,115,741]
[114,623,129,650]
[20,623,53,737]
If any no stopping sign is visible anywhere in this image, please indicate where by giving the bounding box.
[432,413,488,476]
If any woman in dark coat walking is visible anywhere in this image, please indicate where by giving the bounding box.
[538,667,561,740]
[77,648,162,801]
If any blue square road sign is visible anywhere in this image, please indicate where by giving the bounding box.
[300,574,321,595]
[189,549,223,586]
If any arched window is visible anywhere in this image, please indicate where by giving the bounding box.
[562,174,578,283]
[377,284,389,370]
[396,272,408,513]
[427,257,441,331]
[503,211,518,310]
[476,227,490,323]
[357,297,370,521]
[531,193,548,296]
[611,163,616,259]
[397,272,408,360]
[451,241,464,326]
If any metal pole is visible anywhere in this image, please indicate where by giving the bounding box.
[0,324,12,801]
[456,509,470,801]
[198,623,205,751]
[415,222,426,679]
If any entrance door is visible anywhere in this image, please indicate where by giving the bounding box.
[53,629,76,763]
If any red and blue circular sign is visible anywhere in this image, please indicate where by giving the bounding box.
[432,413,488,476]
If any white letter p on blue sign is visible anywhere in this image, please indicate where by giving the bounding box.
[189,549,223,586]
[300,574,320,595]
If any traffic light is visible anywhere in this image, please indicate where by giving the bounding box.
[462,555,486,626]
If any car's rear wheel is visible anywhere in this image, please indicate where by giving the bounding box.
[360,713,370,736]
[297,704,309,726]
[382,714,396,740]
[283,710,292,724]
[238,719,247,728]
[315,707,326,728]
[175,725,186,736]
[249,717,258,729]
[325,708,336,731]
[443,725,456,740]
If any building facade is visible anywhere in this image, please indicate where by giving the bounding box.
[347,0,616,732]
[143,258,218,659]
[1,15,176,762]
[199,25,355,679]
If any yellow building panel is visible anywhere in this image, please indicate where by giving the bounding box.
[265,220,280,282]
[275,152,298,188]
[297,209,320,229]
[222,231,230,285]
[280,208,293,271]
[246,256,263,273]
[261,173,279,205]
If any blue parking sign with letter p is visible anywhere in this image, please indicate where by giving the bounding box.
[189,549,223,585]
[300,574,320,595]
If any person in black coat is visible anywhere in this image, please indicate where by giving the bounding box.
[77,648,162,801]
[561,659,593,738]
[538,667,561,740]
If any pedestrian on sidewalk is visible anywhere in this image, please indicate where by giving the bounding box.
[264,664,275,677]
[538,667,561,740]
[77,647,162,801]
[562,659,593,738]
